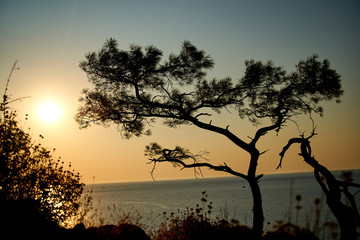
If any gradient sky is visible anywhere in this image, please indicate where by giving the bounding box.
[0,0,359,183]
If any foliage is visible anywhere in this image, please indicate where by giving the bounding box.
[151,192,256,240]
[150,191,321,240]
[239,57,342,125]
[0,63,85,227]
[76,39,343,234]
[76,38,343,180]
[263,194,337,240]
[264,222,319,240]
[145,142,246,179]
[76,38,342,138]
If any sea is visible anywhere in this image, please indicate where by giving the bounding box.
[86,170,360,238]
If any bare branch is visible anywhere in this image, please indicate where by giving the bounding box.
[5,96,31,105]
[336,180,360,189]
[194,112,212,119]
[277,137,302,169]
[277,129,317,169]
[255,174,264,181]
[186,115,252,153]
[145,143,248,180]
[3,61,19,98]
[259,149,269,155]
[251,110,286,147]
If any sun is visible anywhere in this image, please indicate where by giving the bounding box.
[37,101,62,123]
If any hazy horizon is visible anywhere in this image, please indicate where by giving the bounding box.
[86,168,360,185]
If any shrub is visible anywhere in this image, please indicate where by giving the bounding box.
[152,192,256,240]
[264,222,319,240]
[0,64,85,227]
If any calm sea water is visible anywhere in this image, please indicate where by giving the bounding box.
[87,170,360,234]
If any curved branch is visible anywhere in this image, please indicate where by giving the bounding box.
[336,180,360,189]
[186,115,252,153]
[277,130,317,169]
[277,137,302,169]
[251,110,286,147]
[146,144,248,180]
[278,132,360,238]
[150,157,248,180]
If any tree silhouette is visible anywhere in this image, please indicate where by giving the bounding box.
[0,62,85,227]
[278,131,360,240]
[76,39,343,234]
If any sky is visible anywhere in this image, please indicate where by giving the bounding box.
[0,0,359,183]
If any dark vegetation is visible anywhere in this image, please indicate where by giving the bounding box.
[279,133,360,240]
[0,63,84,226]
[75,38,353,238]
[150,192,323,240]
[1,37,359,239]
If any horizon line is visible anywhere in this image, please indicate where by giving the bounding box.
[84,168,360,185]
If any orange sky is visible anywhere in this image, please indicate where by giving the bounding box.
[0,0,359,183]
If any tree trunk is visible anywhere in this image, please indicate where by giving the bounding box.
[248,176,264,236]
[327,197,357,240]
[248,150,264,237]
[280,137,359,240]
[299,140,358,240]
[313,168,358,240]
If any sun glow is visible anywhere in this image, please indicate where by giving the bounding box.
[37,101,62,123]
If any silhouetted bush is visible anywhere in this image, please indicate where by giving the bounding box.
[148,191,325,240]
[263,222,319,240]
[0,199,61,239]
[86,224,151,240]
[151,192,257,240]
[0,64,85,227]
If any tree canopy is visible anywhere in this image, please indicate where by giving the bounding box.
[76,39,343,234]
[76,39,343,143]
